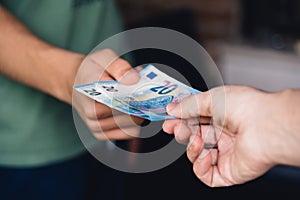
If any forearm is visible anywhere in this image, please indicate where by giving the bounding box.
[269,89,300,167]
[0,5,84,104]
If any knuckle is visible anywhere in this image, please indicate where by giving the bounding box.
[83,107,97,119]
[175,133,186,144]
[87,122,101,133]
[114,60,131,75]
[84,105,110,120]
[115,58,130,66]
[93,133,107,141]
[95,110,107,119]
[101,48,116,56]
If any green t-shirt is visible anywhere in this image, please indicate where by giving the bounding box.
[0,0,124,167]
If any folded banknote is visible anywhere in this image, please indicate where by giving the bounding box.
[74,64,200,121]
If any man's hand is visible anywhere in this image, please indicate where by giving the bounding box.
[72,49,144,140]
[163,85,300,187]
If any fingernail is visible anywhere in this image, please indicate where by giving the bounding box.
[121,70,140,85]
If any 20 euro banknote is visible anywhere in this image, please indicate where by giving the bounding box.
[74,64,201,121]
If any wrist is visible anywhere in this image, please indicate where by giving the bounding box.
[55,50,85,105]
[38,46,85,105]
[266,89,300,167]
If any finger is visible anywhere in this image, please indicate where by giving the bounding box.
[73,93,112,120]
[185,118,203,136]
[86,114,143,134]
[134,65,143,72]
[162,117,204,134]
[174,122,194,145]
[88,48,118,70]
[201,125,219,149]
[187,134,204,163]
[210,148,218,166]
[193,151,231,187]
[94,103,126,119]
[87,103,113,119]
[82,101,118,120]
[93,126,141,141]
[162,119,182,134]
[88,49,139,84]
[75,56,112,85]
[98,115,144,132]
[107,58,140,85]
[193,149,214,185]
[166,91,212,118]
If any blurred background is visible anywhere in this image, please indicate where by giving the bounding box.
[114,0,300,197]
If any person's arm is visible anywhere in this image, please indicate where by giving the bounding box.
[0,5,82,104]
[270,89,300,167]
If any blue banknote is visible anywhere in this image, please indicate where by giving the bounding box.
[74,64,201,121]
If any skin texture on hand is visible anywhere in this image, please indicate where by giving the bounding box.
[163,85,300,187]
[72,49,144,140]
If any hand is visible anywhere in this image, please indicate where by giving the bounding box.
[72,49,144,140]
[0,5,143,141]
[163,85,291,187]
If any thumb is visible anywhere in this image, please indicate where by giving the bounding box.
[166,91,212,118]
